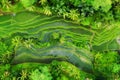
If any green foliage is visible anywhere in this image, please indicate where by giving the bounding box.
[43,6,52,16]
[113,2,120,20]
[69,0,81,7]
[92,0,112,12]
[12,2,24,12]
[0,64,11,79]
[0,0,12,12]
[12,36,22,47]
[29,66,52,80]
[94,52,120,79]
[0,42,8,54]
[20,0,37,7]
[30,69,42,80]
[0,42,12,64]
[68,9,80,21]
[0,61,93,80]
[0,0,120,26]
[50,61,94,80]
[39,0,48,5]
[0,51,12,64]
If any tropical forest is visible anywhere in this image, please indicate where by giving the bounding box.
[0,0,120,80]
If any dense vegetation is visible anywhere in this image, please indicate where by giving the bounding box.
[0,0,120,80]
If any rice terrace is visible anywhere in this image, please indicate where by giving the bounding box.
[0,0,120,80]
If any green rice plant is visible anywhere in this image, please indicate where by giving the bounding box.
[1,11,119,52]
[11,42,93,73]
[0,11,120,78]
[92,23,120,51]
